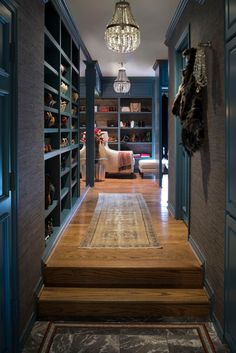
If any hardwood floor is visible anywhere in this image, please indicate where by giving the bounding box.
[39,175,209,319]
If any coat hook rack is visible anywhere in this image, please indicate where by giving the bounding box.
[198,41,212,48]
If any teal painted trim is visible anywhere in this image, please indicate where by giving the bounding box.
[2,2,20,352]
[19,276,43,350]
[189,234,206,266]
[51,0,91,61]
[85,61,96,187]
[189,234,225,341]
[173,26,190,220]
[168,202,176,218]
[165,0,205,45]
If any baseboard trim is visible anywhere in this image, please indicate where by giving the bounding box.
[189,234,206,265]
[189,235,225,341]
[19,311,36,351]
[212,312,224,341]
[168,202,175,218]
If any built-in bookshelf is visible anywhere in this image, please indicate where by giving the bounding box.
[44,1,80,248]
[79,97,153,165]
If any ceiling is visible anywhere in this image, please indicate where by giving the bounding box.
[65,0,180,77]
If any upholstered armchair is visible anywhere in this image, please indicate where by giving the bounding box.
[99,131,135,174]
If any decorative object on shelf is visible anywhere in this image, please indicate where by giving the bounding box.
[120,121,123,127]
[99,106,109,112]
[94,105,98,112]
[71,139,75,145]
[60,137,69,147]
[80,105,86,112]
[141,105,151,112]
[107,120,118,127]
[130,120,135,128]
[45,217,54,241]
[109,106,117,112]
[72,91,79,103]
[130,102,141,112]
[60,99,67,112]
[44,143,52,153]
[44,112,56,128]
[104,0,140,53]
[138,120,145,127]
[121,106,130,112]
[80,128,108,160]
[45,174,55,209]
[60,82,68,95]
[45,92,56,107]
[113,63,131,93]
[172,47,204,155]
[60,64,67,76]
[61,116,68,128]
[71,106,78,115]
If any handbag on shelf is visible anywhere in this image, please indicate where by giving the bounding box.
[130,102,141,112]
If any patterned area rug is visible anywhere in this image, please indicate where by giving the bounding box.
[80,193,161,248]
[38,322,217,353]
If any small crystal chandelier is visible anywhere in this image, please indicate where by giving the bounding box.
[113,63,131,94]
[105,0,140,53]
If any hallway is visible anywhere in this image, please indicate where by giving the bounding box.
[39,175,209,319]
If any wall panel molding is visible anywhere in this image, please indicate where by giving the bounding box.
[165,0,205,45]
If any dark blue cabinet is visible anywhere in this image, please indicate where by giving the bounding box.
[226,0,236,40]
[0,4,13,353]
[226,37,236,216]
[225,215,236,352]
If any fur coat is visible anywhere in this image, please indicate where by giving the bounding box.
[172,48,204,155]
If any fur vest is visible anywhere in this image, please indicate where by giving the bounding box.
[172,48,204,155]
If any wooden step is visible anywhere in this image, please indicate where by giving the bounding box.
[44,247,203,288]
[38,287,209,319]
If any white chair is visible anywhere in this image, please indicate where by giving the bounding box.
[99,131,135,174]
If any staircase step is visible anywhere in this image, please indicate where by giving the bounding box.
[44,248,203,288]
[38,287,209,319]
[44,267,203,288]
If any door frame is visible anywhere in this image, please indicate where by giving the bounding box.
[0,1,19,351]
[174,25,191,227]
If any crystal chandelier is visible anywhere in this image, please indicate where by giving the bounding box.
[113,63,131,93]
[105,0,140,53]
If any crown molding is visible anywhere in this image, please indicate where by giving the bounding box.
[165,0,205,45]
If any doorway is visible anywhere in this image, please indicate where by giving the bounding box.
[174,27,191,226]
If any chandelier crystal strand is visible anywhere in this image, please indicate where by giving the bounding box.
[193,47,208,92]
[105,0,140,53]
[113,63,131,93]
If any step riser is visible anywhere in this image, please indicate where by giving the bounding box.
[39,302,209,319]
[44,268,203,288]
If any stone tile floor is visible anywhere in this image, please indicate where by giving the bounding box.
[22,320,230,353]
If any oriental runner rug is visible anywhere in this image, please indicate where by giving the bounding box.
[80,193,161,248]
[38,322,218,353]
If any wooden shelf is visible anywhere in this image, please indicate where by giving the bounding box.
[44,128,59,133]
[61,167,70,177]
[44,60,59,76]
[45,200,58,219]
[61,187,70,200]
[44,1,80,251]
[44,83,59,95]
[44,150,60,160]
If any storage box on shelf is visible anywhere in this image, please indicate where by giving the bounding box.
[43,1,80,248]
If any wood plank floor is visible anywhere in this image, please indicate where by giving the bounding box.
[39,175,209,319]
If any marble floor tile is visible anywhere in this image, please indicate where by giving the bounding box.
[120,334,169,353]
[22,321,49,353]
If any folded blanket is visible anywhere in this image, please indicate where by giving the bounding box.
[118,151,132,171]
